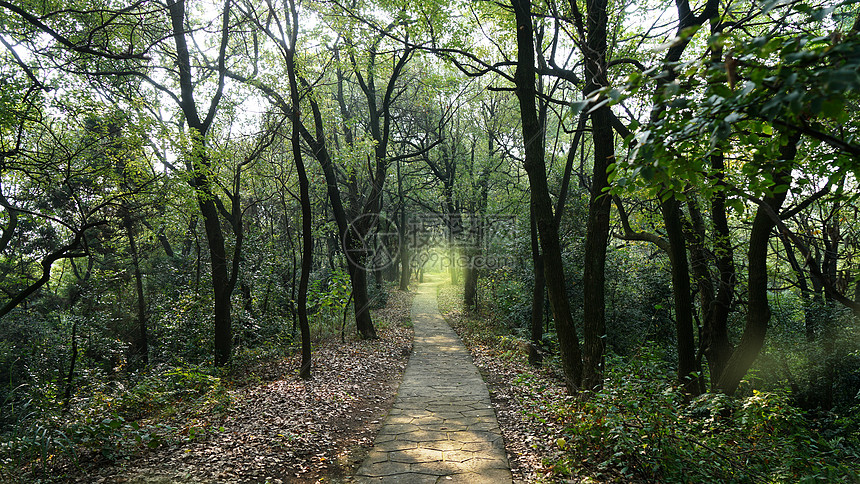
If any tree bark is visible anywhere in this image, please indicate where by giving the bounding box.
[512,0,582,392]
[284,1,313,378]
[529,205,545,366]
[780,233,816,341]
[716,132,798,394]
[167,0,235,366]
[701,153,735,387]
[660,194,702,394]
[198,193,233,367]
[463,259,478,309]
[578,0,614,392]
[141,220,175,258]
[0,224,96,320]
[0,186,19,254]
[300,94,378,340]
[463,215,480,309]
[350,259,378,338]
[397,158,410,292]
[125,218,148,366]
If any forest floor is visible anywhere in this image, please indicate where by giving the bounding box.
[45,289,415,484]
[30,281,572,483]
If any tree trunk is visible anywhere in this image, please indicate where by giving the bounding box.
[464,263,478,309]
[716,132,797,394]
[198,195,233,367]
[702,153,735,386]
[854,277,860,317]
[780,233,816,341]
[167,0,235,367]
[295,149,313,379]
[282,0,313,378]
[372,266,382,287]
[0,226,93,320]
[684,195,716,385]
[399,227,410,291]
[125,218,148,367]
[529,205,545,366]
[350,261,378,339]
[463,215,480,309]
[512,0,582,392]
[0,187,20,254]
[305,67,380,340]
[397,158,410,292]
[141,220,175,258]
[660,194,701,394]
[579,0,614,392]
[580,107,612,392]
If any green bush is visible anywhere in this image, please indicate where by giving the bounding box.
[538,346,860,483]
[0,365,230,479]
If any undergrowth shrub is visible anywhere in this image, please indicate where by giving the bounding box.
[546,346,860,483]
[0,365,230,481]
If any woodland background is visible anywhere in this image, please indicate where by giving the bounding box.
[1,0,860,481]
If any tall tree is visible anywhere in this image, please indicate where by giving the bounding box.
[512,0,583,391]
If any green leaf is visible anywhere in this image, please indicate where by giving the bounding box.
[821,98,845,120]
[570,100,589,116]
[710,84,732,99]
[727,197,745,214]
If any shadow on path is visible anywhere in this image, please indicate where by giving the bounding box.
[355,277,512,483]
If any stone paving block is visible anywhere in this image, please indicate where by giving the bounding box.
[373,433,396,443]
[441,450,481,463]
[388,448,444,463]
[444,430,492,443]
[446,416,482,426]
[407,461,457,476]
[432,423,468,432]
[442,468,514,483]
[355,472,439,483]
[467,421,503,432]
[460,410,497,419]
[363,450,390,464]
[374,440,419,452]
[430,412,472,422]
[385,415,414,424]
[422,440,464,452]
[410,416,444,426]
[378,423,422,434]
[461,440,506,453]
[459,456,511,471]
[398,430,450,442]
[359,460,412,477]
[428,405,474,413]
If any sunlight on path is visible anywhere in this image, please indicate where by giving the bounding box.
[355,276,512,483]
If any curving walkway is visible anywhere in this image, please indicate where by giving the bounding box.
[355,278,512,483]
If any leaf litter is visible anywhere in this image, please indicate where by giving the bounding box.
[72,289,414,484]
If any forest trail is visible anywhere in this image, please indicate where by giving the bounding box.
[355,276,512,483]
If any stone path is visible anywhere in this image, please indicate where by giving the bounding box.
[355,279,512,483]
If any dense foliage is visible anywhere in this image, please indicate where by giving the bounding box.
[441,282,860,482]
